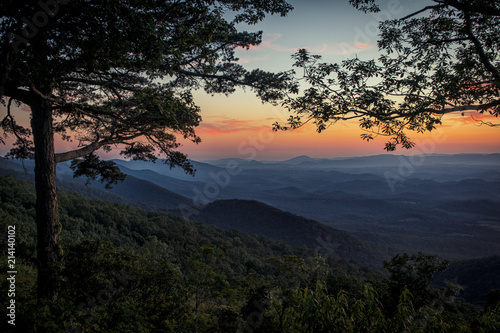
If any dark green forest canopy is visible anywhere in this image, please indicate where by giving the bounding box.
[1,175,500,332]
[276,0,500,151]
[0,174,330,282]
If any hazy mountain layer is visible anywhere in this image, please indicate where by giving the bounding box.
[2,153,499,264]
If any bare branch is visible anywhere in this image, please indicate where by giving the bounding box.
[55,140,109,164]
[464,12,500,82]
[401,5,447,21]
[5,98,20,139]
[471,115,500,127]
[54,130,148,163]
[30,84,65,104]
[425,99,500,114]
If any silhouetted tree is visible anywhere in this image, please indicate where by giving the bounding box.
[0,0,295,306]
[277,0,500,150]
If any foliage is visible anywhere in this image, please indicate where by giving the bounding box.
[277,0,500,151]
[194,199,392,267]
[434,256,500,305]
[0,0,296,171]
[0,0,298,308]
[383,252,450,310]
[1,175,500,332]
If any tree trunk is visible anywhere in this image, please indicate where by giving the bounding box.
[31,96,60,302]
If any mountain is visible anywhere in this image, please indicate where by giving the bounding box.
[111,165,205,199]
[275,153,500,169]
[0,174,343,286]
[192,199,396,267]
[3,153,499,265]
[2,169,497,331]
[203,158,265,168]
[280,155,319,165]
[74,173,193,210]
[0,157,194,211]
[0,157,394,266]
[112,158,225,182]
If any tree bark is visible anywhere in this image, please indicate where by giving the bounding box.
[31,96,60,302]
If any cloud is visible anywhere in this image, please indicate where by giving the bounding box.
[240,33,296,53]
[443,112,500,126]
[237,33,373,58]
[237,54,270,64]
[323,42,374,55]
[196,115,274,135]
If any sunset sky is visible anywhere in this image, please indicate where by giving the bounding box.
[1,0,499,162]
[181,0,500,161]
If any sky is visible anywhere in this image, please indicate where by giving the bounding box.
[179,0,500,161]
[1,0,499,162]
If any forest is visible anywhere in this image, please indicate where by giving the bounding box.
[1,175,499,332]
[1,0,500,331]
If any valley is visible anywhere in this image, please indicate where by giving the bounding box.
[2,153,499,264]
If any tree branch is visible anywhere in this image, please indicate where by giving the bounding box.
[30,84,66,104]
[444,0,500,17]
[463,12,500,82]
[471,115,500,127]
[54,140,110,164]
[425,99,500,114]
[54,130,148,163]
[179,69,251,87]
[59,76,142,93]
[423,37,469,45]
[400,5,447,21]
[3,86,34,106]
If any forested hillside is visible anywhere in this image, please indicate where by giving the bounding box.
[193,199,395,267]
[1,175,500,332]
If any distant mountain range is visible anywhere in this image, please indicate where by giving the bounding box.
[2,153,499,266]
[0,157,393,266]
[206,153,500,169]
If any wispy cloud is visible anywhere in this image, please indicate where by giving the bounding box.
[242,33,295,53]
[237,33,373,59]
[443,112,500,126]
[237,54,270,64]
[334,42,373,55]
[197,115,275,135]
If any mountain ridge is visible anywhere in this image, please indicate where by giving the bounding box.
[192,199,396,267]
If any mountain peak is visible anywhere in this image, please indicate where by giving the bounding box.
[281,155,315,164]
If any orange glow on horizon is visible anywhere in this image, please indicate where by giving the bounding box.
[178,114,500,161]
[1,97,499,162]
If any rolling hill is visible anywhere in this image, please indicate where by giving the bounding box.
[192,199,396,267]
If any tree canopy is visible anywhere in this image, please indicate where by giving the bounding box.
[2,175,500,332]
[0,0,296,306]
[276,0,500,151]
[1,0,295,177]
